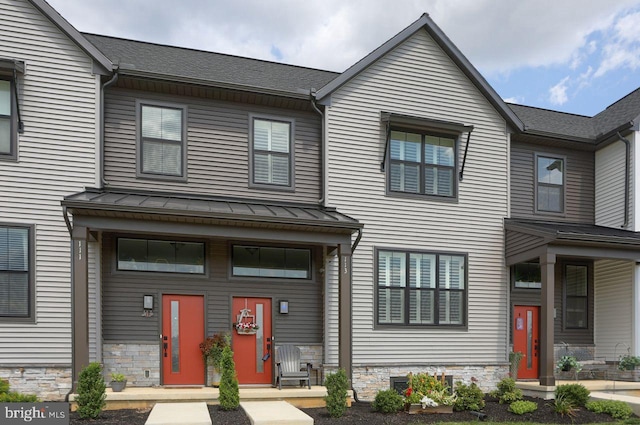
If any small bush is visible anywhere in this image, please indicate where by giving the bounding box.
[324,369,349,418]
[553,394,578,418]
[453,381,485,411]
[586,400,633,420]
[0,378,9,394]
[75,362,107,419]
[218,344,239,411]
[509,400,538,415]
[0,392,39,402]
[489,377,523,404]
[372,389,404,413]
[554,383,590,407]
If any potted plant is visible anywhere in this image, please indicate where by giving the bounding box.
[556,355,582,373]
[109,373,127,392]
[199,333,229,387]
[403,372,455,414]
[618,352,640,381]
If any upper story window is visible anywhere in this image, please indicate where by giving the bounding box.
[376,249,466,326]
[565,264,588,329]
[536,155,564,213]
[389,130,456,197]
[0,224,33,320]
[250,117,293,188]
[232,245,311,279]
[117,238,204,274]
[138,102,186,179]
[0,79,15,159]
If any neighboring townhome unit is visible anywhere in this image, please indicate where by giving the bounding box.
[0,0,111,400]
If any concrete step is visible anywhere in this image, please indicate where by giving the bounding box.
[145,402,212,425]
[241,400,313,425]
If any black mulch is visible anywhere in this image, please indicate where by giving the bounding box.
[69,397,636,424]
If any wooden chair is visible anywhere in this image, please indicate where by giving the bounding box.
[276,345,312,390]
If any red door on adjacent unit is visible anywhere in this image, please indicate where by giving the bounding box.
[513,305,540,379]
[232,297,272,385]
[162,294,205,385]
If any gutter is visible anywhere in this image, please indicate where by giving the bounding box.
[310,90,326,207]
[99,71,119,188]
[616,132,631,229]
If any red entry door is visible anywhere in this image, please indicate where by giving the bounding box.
[513,305,540,379]
[162,294,205,385]
[232,297,272,385]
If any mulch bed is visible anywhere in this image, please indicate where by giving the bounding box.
[69,397,632,424]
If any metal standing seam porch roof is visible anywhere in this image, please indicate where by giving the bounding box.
[62,189,362,232]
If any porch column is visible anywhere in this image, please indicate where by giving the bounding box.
[72,226,89,391]
[539,252,556,386]
[338,243,352,385]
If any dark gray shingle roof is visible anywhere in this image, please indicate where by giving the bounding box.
[83,33,338,98]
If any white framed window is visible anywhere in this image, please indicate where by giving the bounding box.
[250,117,293,188]
[138,101,186,178]
[376,249,466,326]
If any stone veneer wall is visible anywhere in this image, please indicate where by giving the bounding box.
[351,364,509,401]
[0,366,71,401]
[554,344,595,361]
[102,343,160,386]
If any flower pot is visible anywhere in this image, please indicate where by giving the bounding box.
[110,380,127,392]
[406,403,453,414]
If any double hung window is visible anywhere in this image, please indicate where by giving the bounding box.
[139,102,186,178]
[377,249,466,326]
[0,225,31,319]
[251,118,293,187]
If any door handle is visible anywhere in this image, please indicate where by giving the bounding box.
[163,342,168,358]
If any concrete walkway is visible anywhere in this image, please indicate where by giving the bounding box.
[241,401,313,425]
[145,402,211,425]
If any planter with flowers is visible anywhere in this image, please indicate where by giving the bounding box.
[403,372,455,414]
[199,333,229,387]
[618,352,640,381]
[555,355,582,379]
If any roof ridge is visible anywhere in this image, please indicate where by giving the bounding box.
[82,32,340,76]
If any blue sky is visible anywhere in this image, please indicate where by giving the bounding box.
[47,0,640,117]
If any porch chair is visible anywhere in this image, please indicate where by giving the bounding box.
[276,345,312,390]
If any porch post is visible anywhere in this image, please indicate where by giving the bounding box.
[338,243,352,385]
[71,226,89,391]
[539,252,556,386]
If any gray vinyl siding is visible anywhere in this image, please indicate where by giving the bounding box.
[595,141,628,229]
[511,140,594,223]
[101,234,322,344]
[0,0,98,364]
[505,231,545,259]
[594,260,633,360]
[325,29,509,365]
[103,88,321,203]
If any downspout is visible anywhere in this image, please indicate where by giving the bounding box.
[99,71,119,188]
[616,132,630,228]
[310,90,326,207]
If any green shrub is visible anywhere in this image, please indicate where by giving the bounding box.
[489,377,523,404]
[324,369,349,418]
[75,362,106,419]
[553,394,578,418]
[0,378,9,394]
[0,392,39,402]
[554,383,590,407]
[508,400,537,415]
[453,381,485,411]
[586,400,633,420]
[372,389,404,413]
[218,344,239,411]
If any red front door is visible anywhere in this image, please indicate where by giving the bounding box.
[513,305,540,379]
[232,297,272,385]
[162,294,205,385]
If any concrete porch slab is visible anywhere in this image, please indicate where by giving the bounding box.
[145,402,211,425]
[241,401,313,425]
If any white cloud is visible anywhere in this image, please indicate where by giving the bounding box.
[503,96,524,104]
[549,77,570,105]
[594,10,640,77]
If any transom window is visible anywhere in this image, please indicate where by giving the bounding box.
[251,118,293,187]
[117,238,204,274]
[565,264,588,329]
[536,155,564,213]
[513,262,542,289]
[0,225,31,318]
[377,249,466,326]
[389,130,456,197]
[139,103,185,177]
[232,245,310,279]
[0,79,13,157]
